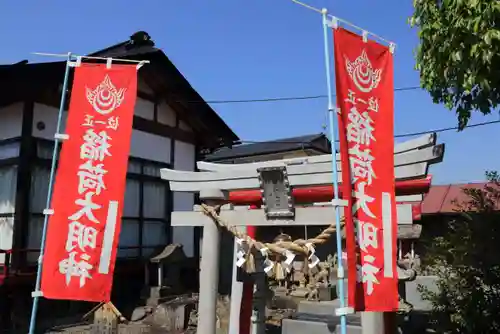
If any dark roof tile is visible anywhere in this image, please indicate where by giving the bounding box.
[0,31,239,148]
[205,133,331,161]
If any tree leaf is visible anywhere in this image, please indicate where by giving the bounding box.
[411,0,500,127]
[419,171,500,333]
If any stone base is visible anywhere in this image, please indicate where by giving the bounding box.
[141,286,174,306]
[282,300,362,334]
[298,300,342,315]
[290,287,309,299]
[270,286,337,310]
[404,275,439,311]
[317,286,335,301]
[282,314,362,334]
[270,295,298,310]
[274,286,289,297]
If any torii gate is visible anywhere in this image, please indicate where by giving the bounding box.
[160,132,444,334]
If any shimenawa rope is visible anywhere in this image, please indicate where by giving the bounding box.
[200,203,345,273]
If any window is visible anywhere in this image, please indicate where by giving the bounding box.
[0,165,17,214]
[0,165,17,263]
[27,166,50,263]
[28,141,171,262]
[116,159,171,259]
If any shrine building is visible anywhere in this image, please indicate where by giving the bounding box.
[0,31,238,302]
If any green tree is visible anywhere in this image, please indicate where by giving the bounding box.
[419,171,500,333]
[410,1,500,128]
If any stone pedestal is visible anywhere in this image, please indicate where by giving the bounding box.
[141,286,171,306]
[317,285,335,301]
[282,318,362,334]
[282,309,362,334]
[290,287,309,299]
[140,244,188,307]
[298,300,341,315]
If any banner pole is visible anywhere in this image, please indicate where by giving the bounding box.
[321,9,348,334]
[28,52,73,334]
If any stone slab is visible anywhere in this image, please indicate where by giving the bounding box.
[282,318,361,334]
[318,286,335,301]
[404,275,439,311]
[298,300,342,315]
[292,311,361,325]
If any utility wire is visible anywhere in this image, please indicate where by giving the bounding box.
[205,94,326,104]
[196,86,421,104]
[236,119,500,144]
[394,119,500,138]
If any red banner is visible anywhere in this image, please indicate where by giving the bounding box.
[41,63,137,302]
[333,27,398,311]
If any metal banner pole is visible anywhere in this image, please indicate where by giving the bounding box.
[321,9,348,334]
[28,52,73,334]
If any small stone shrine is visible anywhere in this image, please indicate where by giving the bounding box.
[142,243,187,306]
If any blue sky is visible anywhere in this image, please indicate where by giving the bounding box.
[1,0,498,184]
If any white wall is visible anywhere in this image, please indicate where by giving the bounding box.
[0,103,23,140]
[32,103,67,140]
[130,130,171,163]
[32,102,172,164]
[172,140,196,257]
[157,101,177,127]
[179,120,193,133]
[134,98,155,120]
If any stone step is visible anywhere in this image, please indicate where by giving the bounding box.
[283,299,362,334]
[294,312,361,325]
[297,299,346,315]
[282,317,361,334]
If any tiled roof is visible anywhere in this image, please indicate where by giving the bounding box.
[422,182,500,214]
[90,31,239,147]
[0,31,239,148]
[205,133,331,161]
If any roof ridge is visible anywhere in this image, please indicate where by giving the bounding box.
[433,181,490,187]
[205,133,330,161]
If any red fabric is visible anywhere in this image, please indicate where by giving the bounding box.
[239,276,254,334]
[41,63,137,302]
[334,28,398,311]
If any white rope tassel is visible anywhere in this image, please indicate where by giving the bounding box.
[306,243,320,269]
[235,238,247,268]
[260,247,275,273]
[282,250,296,273]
